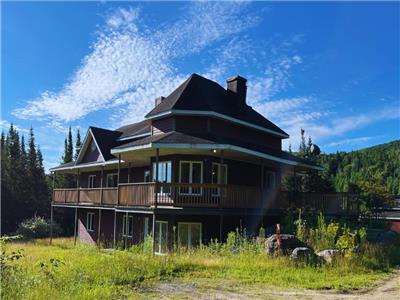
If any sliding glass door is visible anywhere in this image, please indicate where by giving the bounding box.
[154,221,168,254]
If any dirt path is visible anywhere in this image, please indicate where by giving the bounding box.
[147,271,400,299]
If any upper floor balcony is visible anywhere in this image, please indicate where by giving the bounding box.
[53,182,359,216]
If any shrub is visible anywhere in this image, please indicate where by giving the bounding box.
[16,216,62,239]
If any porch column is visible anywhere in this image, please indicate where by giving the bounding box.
[117,154,121,206]
[77,169,80,204]
[152,212,156,254]
[97,209,102,248]
[260,162,264,208]
[219,214,223,242]
[154,148,159,208]
[124,211,128,249]
[50,202,54,245]
[50,171,55,245]
[73,207,78,245]
[127,162,131,183]
[113,210,117,249]
[100,166,104,205]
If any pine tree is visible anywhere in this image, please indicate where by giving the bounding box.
[67,126,73,163]
[75,129,81,160]
[298,128,307,159]
[288,143,292,154]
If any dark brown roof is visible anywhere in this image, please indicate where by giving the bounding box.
[112,131,319,168]
[115,119,151,139]
[145,73,288,137]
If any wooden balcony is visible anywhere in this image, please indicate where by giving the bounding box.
[53,183,359,215]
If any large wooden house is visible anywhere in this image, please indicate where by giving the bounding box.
[51,74,357,252]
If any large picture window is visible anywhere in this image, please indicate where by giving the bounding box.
[152,161,172,193]
[88,175,96,188]
[179,161,203,195]
[106,173,118,187]
[178,222,202,249]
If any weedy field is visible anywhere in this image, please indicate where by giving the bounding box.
[1,237,399,300]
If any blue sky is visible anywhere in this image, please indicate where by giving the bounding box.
[2,1,399,171]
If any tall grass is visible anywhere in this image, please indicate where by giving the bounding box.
[1,233,398,300]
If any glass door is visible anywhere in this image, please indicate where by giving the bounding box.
[178,223,202,249]
[179,161,203,195]
[212,163,227,196]
[154,221,168,254]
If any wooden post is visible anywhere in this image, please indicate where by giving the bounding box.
[152,212,156,254]
[127,162,131,183]
[154,148,159,208]
[50,204,54,245]
[100,166,104,205]
[97,209,102,248]
[117,154,121,206]
[73,207,78,245]
[113,210,117,249]
[77,169,80,204]
[260,162,264,208]
[124,211,128,249]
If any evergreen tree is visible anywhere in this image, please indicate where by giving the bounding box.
[75,129,82,160]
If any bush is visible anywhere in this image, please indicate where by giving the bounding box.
[16,216,62,239]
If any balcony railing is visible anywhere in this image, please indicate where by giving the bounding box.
[53,183,358,215]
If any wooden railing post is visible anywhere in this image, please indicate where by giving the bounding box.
[100,166,104,205]
[154,148,159,208]
[77,169,80,204]
[117,154,121,206]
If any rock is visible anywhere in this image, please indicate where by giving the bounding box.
[317,249,341,263]
[376,231,399,245]
[265,234,307,255]
[290,247,315,261]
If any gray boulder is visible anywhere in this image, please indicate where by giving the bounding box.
[290,247,315,261]
[265,234,307,255]
[317,249,341,263]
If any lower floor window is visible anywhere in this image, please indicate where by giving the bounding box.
[178,222,202,249]
[86,212,94,232]
[155,221,168,254]
[144,217,150,240]
[122,215,134,237]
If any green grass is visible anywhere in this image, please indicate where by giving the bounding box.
[1,238,398,299]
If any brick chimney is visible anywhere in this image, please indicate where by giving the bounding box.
[227,75,247,106]
[155,96,165,107]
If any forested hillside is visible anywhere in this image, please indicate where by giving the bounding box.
[318,140,400,195]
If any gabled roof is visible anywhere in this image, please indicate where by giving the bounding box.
[145,73,289,138]
[89,127,122,160]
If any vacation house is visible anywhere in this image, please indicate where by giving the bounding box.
[50,74,358,252]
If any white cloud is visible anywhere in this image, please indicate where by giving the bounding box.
[323,136,377,148]
[13,2,258,127]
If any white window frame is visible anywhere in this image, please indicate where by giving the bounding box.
[178,222,202,249]
[144,217,149,240]
[179,161,203,195]
[211,163,228,196]
[106,173,118,187]
[86,212,95,232]
[265,171,276,190]
[144,170,151,182]
[155,220,168,255]
[152,161,172,194]
[122,215,134,238]
[88,175,96,188]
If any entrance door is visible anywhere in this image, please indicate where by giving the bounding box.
[154,221,168,254]
[178,222,202,249]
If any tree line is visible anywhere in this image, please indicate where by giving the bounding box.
[1,124,82,234]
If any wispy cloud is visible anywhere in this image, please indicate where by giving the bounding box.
[323,136,378,149]
[13,2,258,127]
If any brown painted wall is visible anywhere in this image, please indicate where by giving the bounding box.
[152,116,174,135]
[172,116,282,151]
[81,144,101,163]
